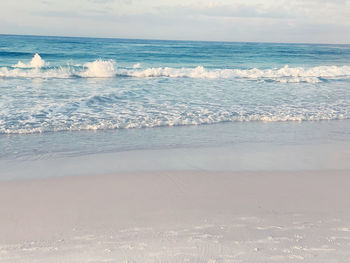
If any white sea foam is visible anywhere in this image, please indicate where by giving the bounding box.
[0,108,348,134]
[78,59,116,78]
[12,53,45,68]
[123,65,350,83]
[2,54,350,83]
[0,66,72,78]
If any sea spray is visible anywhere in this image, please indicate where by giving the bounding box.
[79,59,116,78]
[12,53,45,68]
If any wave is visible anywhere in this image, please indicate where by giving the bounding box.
[1,54,350,83]
[78,59,116,78]
[12,53,46,68]
[1,113,348,135]
[121,65,350,83]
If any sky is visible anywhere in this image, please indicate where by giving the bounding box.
[0,0,349,43]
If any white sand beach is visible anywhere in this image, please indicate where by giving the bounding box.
[1,170,350,262]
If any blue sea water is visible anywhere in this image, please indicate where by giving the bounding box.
[1,34,350,179]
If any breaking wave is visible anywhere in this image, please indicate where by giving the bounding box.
[78,59,116,78]
[1,54,350,83]
[12,53,46,68]
[122,65,350,83]
[1,111,348,135]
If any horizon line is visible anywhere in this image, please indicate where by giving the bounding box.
[1,33,349,46]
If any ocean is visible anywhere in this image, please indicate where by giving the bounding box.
[1,34,350,179]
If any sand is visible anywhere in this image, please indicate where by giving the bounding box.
[0,170,350,262]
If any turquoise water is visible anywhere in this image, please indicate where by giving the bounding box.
[1,35,350,178]
[1,35,350,134]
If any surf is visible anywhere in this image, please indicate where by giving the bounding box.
[1,54,350,83]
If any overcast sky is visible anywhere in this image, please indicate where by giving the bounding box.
[0,0,349,43]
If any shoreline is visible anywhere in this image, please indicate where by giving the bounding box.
[1,170,349,262]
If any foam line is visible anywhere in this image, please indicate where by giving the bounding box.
[1,54,350,83]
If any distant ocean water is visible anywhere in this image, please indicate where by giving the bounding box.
[1,35,350,176]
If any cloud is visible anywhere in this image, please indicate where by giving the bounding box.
[89,0,133,4]
[157,3,294,19]
[0,0,349,43]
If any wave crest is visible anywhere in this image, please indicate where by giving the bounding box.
[2,54,350,83]
[12,53,46,68]
[78,59,116,78]
[122,65,350,83]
